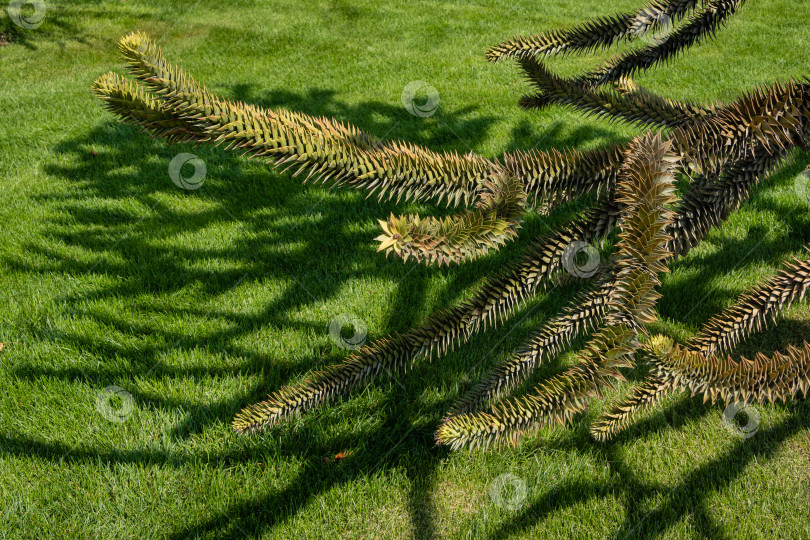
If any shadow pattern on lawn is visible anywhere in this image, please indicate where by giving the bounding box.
[3,86,810,538]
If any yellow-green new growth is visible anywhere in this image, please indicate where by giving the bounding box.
[375,172,527,265]
[101,32,496,207]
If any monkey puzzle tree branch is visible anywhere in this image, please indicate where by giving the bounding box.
[585,0,751,86]
[486,0,702,62]
[503,142,625,208]
[231,203,617,434]
[92,71,207,143]
[94,65,630,223]
[517,57,717,129]
[436,133,677,449]
[592,248,810,440]
[688,250,810,357]
[590,373,673,441]
[647,335,810,405]
[99,32,498,209]
[667,149,789,256]
[375,171,527,265]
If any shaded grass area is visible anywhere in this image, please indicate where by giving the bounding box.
[0,0,809,538]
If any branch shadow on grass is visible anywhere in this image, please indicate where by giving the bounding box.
[2,83,809,539]
[487,398,810,540]
[0,2,177,51]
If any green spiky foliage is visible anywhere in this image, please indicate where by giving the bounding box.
[649,336,810,405]
[488,0,751,86]
[516,58,718,129]
[445,272,613,417]
[486,0,703,61]
[94,0,810,450]
[375,171,527,265]
[584,0,751,86]
[591,251,810,440]
[436,133,677,448]
[503,142,624,208]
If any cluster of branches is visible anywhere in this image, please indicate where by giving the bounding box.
[94,0,810,450]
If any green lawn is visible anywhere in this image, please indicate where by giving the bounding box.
[1,1,810,538]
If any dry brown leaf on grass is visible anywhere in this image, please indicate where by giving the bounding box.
[0,342,21,352]
[323,451,354,464]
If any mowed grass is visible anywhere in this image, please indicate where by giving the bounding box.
[1,0,810,538]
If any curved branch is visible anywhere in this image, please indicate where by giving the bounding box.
[437,133,677,449]
[375,171,527,265]
[232,202,617,434]
[585,0,750,86]
[517,57,717,129]
[98,32,498,209]
[486,0,702,62]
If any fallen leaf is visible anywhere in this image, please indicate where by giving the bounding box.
[334,450,353,461]
[323,450,353,464]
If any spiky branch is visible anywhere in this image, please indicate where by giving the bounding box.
[436,133,677,449]
[486,0,703,61]
[517,57,717,129]
[585,0,751,86]
[375,171,527,265]
[96,33,496,211]
[95,0,810,450]
[648,335,810,405]
[231,204,617,434]
[592,249,810,440]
